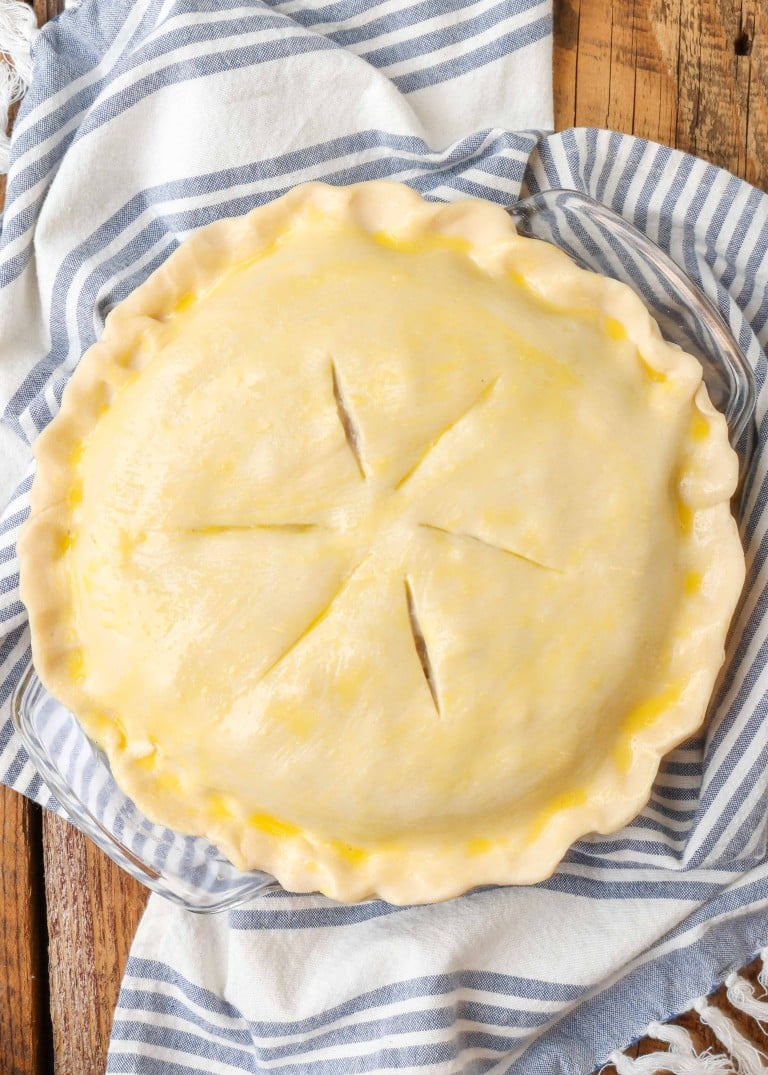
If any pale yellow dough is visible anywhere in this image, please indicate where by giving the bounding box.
[19,181,745,904]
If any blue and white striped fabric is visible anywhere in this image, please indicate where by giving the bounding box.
[1,2,768,1072]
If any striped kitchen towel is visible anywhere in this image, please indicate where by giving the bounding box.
[1,2,768,1072]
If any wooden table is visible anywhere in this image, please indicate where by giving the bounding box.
[1,1,767,1071]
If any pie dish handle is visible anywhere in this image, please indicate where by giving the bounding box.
[508,189,757,475]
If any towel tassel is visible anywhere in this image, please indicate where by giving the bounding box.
[758,950,768,993]
[0,0,39,174]
[607,1019,736,1074]
[693,999,768,1075]
[725,973,768,1033]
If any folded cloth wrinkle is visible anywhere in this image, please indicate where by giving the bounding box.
[1,2,768,1073]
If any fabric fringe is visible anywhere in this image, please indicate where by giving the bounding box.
[0,0,39,174]
[758,950,768,993]
[649,1022,708,1055]
[726,973,768,1033]
[608,1030,737,1074]
[608,1020,739,1073]
[609,955,768,1074]
[694,1000,768,1075]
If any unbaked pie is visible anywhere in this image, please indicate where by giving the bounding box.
[19,181,745,904]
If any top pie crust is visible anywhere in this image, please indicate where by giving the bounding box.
[19,181,745,904]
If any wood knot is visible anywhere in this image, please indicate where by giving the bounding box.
[734,29,752,56]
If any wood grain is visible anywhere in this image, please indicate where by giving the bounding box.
[42,813,147,1075]
[31,0,61,25]
[0,787,49,1075]
[554,0,768,189]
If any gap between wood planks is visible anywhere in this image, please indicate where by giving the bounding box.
[0,787,52,1075]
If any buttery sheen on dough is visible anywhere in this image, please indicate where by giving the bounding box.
[19,181,745,904]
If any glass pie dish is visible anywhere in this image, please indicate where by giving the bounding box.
[11,189,757,912]
[507,190,756,468]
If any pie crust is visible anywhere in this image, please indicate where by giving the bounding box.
[19,181,745,904]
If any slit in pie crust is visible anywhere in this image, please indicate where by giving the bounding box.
[19,181,745,904]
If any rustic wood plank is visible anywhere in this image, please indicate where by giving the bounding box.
[677,1,738,174]
[553,0,579,131]
[0,786,49,1075]
[628,0,680,148]
[31,0,62,25]
[554,0,768,191]
[42,813,148,1075]
[572,0,613,128]
[605,0,637,136]
[740,1,768,190]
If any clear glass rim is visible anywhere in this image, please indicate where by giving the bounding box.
[11,662,276,913]
[510,188,757,452]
